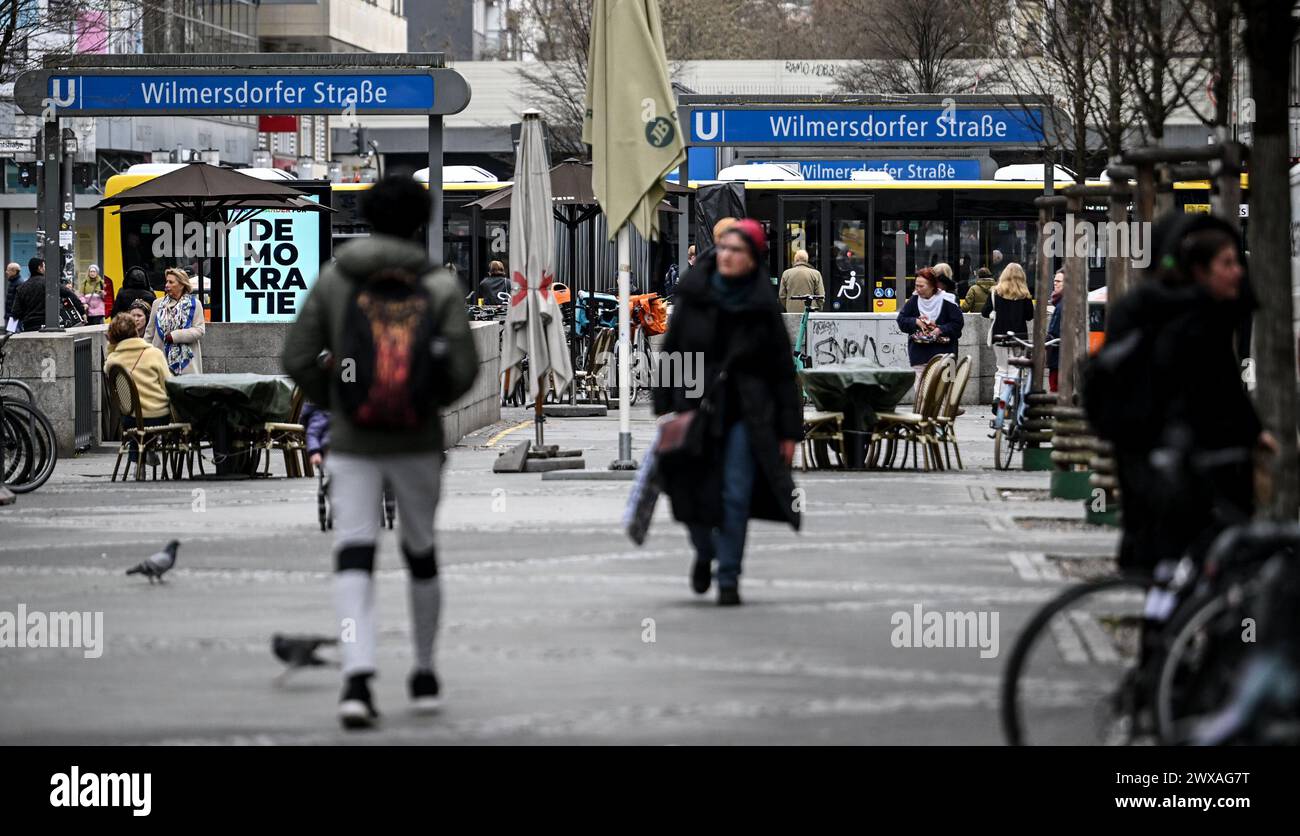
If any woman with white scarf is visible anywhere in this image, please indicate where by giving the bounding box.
[147,267,205,375]
[897,266,963,378]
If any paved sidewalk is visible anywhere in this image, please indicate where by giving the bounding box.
[0,407,1117,744]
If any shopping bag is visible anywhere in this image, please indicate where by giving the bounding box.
[623,428,661,546]
[5,317,19,334]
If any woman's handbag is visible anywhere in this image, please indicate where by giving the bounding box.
[655,355,734,459]
[985,292,997,347]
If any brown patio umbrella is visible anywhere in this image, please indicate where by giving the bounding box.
[466,159,687,214]
[95,163,332,225]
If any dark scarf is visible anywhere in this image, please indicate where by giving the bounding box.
[709,270,756,311]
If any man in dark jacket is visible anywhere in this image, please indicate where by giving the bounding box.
[10,261,86,331]
[652,219,802,606]
[282,174,479,729]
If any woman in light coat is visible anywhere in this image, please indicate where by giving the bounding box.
[147,267,205,375]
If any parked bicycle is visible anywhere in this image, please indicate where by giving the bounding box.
[990,334,1058,471]
[1000,444,1297,746]
[0,332,58,493]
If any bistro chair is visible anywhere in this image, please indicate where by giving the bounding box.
[932,355,973,470]
[870,355,954,471]
[107,366,192,482]
[800,409,845,470]
[867,353,945,469]
[575,326,616,406]
[252,386,309,478]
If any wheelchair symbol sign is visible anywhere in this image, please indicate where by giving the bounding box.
[837,270,863,301]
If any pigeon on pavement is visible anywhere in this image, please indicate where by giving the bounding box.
[271,633,339,683]
[125,540,179,583]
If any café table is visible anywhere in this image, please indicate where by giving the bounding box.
[165,373,295,478]
[797,359,916,469]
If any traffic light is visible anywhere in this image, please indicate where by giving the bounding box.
[353,127,368,155]
[17,162,35,189]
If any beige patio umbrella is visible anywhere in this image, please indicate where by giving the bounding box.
[502,111,573,446]
[582,0,686,468]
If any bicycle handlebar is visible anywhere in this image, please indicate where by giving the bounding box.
[995,335,1061,349]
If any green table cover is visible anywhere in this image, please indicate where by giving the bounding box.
[798,360,916,428]
[165,373,294,433]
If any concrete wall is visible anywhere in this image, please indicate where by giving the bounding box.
[6,320,502,457]
[4,325,111,457]
[782,312,996,405]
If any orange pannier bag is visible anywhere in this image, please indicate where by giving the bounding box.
[630,293,668,335]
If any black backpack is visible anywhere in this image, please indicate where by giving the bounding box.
[1082,326,1159,448]
[336,265,443,431]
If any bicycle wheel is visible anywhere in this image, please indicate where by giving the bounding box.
[629,344,652,406]
[1,409,37,488]
[1155,588,1255,744]
[2,401,57,493]
[1002,576,1151,745]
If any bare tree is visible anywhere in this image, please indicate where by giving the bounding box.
[515,0,593,156]
[1238,0,1298,520]
[2,1,151,85]
[984,0,1104,182]
[1088,19,1143,160]
[1107,0,1207,143]
[835,0,998,94]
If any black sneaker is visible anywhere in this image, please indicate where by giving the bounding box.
[691,555,712,595]
[409,669,442,714]
[338,673,379,730]
[718,586,742,607]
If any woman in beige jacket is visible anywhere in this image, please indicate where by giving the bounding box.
[147,267,205,375]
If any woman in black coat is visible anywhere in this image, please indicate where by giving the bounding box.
[652,219,802,606]
[1089,214,1268,575]
[896,266,963,376]
[114,266,157,314]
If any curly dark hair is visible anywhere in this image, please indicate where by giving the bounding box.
[360,173,432,240]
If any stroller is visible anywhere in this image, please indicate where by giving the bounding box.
[317,468,396,532]
[304,401,396,532]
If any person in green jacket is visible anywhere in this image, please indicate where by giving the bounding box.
[961,267,995,312]
[282,174,478,730]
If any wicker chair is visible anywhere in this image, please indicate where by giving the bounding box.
[107,366,192,482]
[800,409,845,470]
[253,386,309,478]
[867,354,945,469]
[932,355,973,469]
[870,354,955,470]
[576,326,616,405]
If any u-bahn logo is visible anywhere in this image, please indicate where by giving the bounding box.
[693,111,720,141]
[42,78,77,120]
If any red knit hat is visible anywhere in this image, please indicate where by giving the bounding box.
[726,218,768,258]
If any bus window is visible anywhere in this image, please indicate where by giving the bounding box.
[959,219,1037,292]
[877,219,948,301]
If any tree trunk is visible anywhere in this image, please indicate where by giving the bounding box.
[1241,0,1298,520]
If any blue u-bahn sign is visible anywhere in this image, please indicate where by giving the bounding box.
[48,73,436,114]
[687,107,1045,146]
[15,66,471,116]
[779,159,983,180]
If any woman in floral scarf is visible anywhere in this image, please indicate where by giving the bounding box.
[147,267,205,375]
